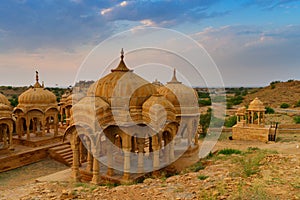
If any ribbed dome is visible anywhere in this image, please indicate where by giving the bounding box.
[17,71,58,111]
[248,97,265,111]
[142,94,176,123]
[158,69,199,115]
[19,87,57,105]
[0,93,10,106]
[87,51,157,108]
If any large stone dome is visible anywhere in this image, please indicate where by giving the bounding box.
[158,70,199,115]
[17,72,58,112]
[87,51,157,108]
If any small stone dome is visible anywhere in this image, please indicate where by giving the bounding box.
[17,71,58,112]
[248,97,265,111]
[236,106,246,115]
[87,50,157,108]
[0,93,10,106]
[142,93,176,123]
[158,69,199,115]
[66,93,85,106]
[0,93,12,114]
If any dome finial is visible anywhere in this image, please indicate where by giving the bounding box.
[167,68,181,84]
[111,48,132,72]
[36,70,39,83]
[33,70,42,88]
[121,48,124,60]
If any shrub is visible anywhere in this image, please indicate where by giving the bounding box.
[265,107,275,114]
[198,175,209,180]
[224,116,237,127]
[295,100,300,107]
[294,116,300,124]
[186,161,205,172]
[226,102,233,109]
[270,84,275,89]
[198,92,210,98]
[227,95,244,106]
[218,148,242,155]
[280,103,290,108]
[198,99,212,106]
[199,108,212,134]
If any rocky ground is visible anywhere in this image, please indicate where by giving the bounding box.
[1,133,300,200]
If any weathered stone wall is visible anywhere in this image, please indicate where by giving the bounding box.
[0,147,48,172]
[232,126,269,142]
[277,124,300,134]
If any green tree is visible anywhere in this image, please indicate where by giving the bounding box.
[265,107,275,114]
[280,103,290,109]
[199,108,212,135]
[224,116,237,127]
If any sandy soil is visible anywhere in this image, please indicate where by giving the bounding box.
[0,132,299,200]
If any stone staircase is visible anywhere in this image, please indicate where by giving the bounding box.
[48,143,73,166]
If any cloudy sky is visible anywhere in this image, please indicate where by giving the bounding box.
[0,0,300,87]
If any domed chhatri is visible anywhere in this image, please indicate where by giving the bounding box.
[233,97,277,142]
[13,71,59,140]
[65,50,200,184]
[59,88,84,127]
[0,93,14,150]
[87,49,157,115]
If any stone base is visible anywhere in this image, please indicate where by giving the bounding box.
[232,125,270,142]
[168,144,200,172]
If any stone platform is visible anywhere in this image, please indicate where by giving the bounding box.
[0,132,67,172]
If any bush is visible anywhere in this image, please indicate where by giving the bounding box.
[226,102,233,109]
[270,84,276,89]
[218,148,242,155]
[198,99,212,106]
[295,100,300,107]
[198,175,209,180]
[294,116,300,124]
[265,107,275,114]
[198,92,210,98]
[280,103,290,108]
[227,95,243,106]
[224,116,237,127]
[199,108,212,134]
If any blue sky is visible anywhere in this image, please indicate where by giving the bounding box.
[0,0,300,87]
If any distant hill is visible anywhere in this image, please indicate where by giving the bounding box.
[243,80,300,108]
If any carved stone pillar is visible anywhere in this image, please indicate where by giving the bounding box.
[41,119,46,137]
[169,139,175,163]
[54,114,58,137]
[137,138,144,173]
[8,126,13,150]
[71,136,81,182]
[123,148,131,180]
[91,157,100,184]
[3,126,7,148]
[152,135,160,172]
[106,141,114,176]
[86,152,93,172]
